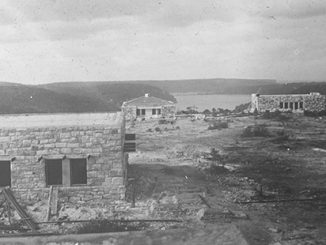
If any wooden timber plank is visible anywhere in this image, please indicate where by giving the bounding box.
[3,188,38,231]
[46,186,53,221]
[51,187,58,215]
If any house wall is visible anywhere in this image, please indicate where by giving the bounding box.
[251,93,326,113]
[0,113,126,207]
[122,105,176,121]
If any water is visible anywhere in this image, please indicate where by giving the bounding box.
[174,93,250,111]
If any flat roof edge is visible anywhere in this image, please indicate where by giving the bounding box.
[0,112,123,129]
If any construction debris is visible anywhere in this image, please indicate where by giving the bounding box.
[1,188,38,231]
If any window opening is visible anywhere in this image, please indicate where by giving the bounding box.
[294,102,298,110]
[45,159,62,186]
[70,158,87,185]
[0,161,11,187]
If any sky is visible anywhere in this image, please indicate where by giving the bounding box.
[0,0,326,84]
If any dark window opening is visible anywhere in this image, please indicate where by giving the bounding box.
[299,102,303,109]
[157,109,161,115]
[136,109,140,116]
[45,159,62,186]
[294,102,298,110]
[152,109,156,115]
[0,161,11,187]
[70,159,87,185]
[141,109,146,115]
[284,102,288,109]
[279,102,283,109]
[290,102,294,109]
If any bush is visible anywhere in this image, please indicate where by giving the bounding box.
[209,148,223,162]
[203,148,228,175]
[155,127,161,132]
[242,124,270,137]
[233,102,251,113]
[208,121,228,130]
[304,110,326,117]
[207,165,229,175]
[261,110,291,122]
[158,119,169,124]
[159,119,176,125]
[202,109,211,115]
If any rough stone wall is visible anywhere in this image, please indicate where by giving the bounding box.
[122,106,137,121]
[304,94,326,111]
[251,93,326,112]
[0,124,126,207]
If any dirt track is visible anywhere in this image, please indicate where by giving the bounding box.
[127,115,326,244]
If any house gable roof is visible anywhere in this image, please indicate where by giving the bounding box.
[123,95,175,107]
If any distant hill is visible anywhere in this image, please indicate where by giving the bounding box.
[250,82,326,95]
[1,79,326,114]
[0,82,175,114]
[114,78,277,94]
[121,79,326,95]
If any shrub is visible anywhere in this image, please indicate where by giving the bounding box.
[158,119,169,124]
[207,165,229,175]
[203,148,228,175]
[242,124,270,137]
[233,102,251,113]
[261,110,291,122]
[210,148,223,162]
[202,109,211,115]
[304,110,326,117]
[159,119,176,125]
[154,127,161,132]
[208,121,228,130]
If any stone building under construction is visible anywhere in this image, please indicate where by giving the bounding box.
[250,92,326,113]
[0,112,127,207]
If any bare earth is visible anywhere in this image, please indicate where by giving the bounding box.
[2,114,326,245]
[126,115,326,245]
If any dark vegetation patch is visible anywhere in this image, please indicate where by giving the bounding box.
[275,139,326,151]
[207,120,228,130]
[233,102,251,113]
[304,110,326,117]
[261,110,291,122]
[236,153,306,195]
[0,82,176,114]
[158,119,176,125]
[242,124,270,137]
[203,148,229,175]
[74,220,149,234]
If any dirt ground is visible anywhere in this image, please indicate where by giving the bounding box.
[126,114,326,245]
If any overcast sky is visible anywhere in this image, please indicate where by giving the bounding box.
[0,0,325,84]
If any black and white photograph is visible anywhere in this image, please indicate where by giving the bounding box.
[0,0,326,244]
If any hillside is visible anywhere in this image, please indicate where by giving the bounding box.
[115,78,277,94]
[122,79,326,95]
[0,82,175,114]
[1,79,326,114]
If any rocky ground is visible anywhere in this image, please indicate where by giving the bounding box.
[126,114,326,245]
[2,113,326,245]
